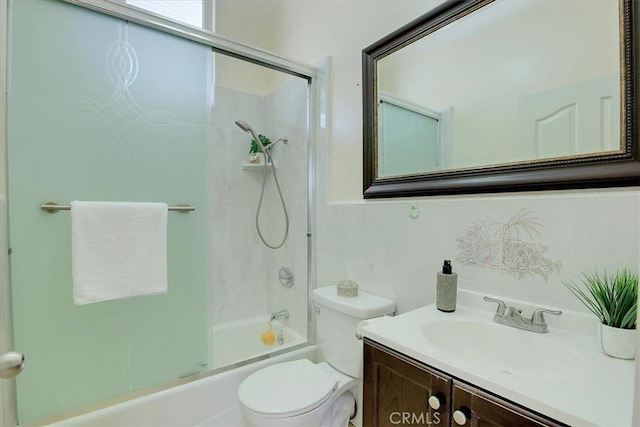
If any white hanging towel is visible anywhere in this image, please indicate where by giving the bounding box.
[71,201,168,305]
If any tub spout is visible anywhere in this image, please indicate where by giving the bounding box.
[270,310,289,321]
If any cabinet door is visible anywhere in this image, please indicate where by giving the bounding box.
[364,339,452,427]
[451,381,566,427]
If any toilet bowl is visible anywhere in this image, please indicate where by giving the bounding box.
[238,359,356,427]
[237,286,395,427]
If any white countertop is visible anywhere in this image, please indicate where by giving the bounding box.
[361,294,636,426]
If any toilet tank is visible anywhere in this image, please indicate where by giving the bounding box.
[312,286,395,378]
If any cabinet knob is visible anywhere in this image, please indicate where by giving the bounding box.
[453,408,470,425]
[427,394,442,410]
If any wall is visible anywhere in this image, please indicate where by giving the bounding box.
[210,83,269,324]
[210,57,309,338]
[214,3,290,97]
[315,190,638,316]
[216,0,639,308]
[216,0,640,422]
[263,78,310,336]
[215,0,435,202]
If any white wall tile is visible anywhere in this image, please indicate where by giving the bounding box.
[372,264,433,314]
[211,86,273,326]
[316,252,347,287]
[570,194,640,273]
[316,186,640,315]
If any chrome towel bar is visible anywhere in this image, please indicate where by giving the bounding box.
[40,202,195,214]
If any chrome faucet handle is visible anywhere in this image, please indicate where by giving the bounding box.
[503,305,523,318]
[483,296,507,315]
[531,308,562,325]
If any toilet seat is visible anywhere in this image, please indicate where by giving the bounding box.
[238,359,337,418]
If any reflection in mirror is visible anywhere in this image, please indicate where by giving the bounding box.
[363,0,639,197]
[377,0,620,177]
[378,92,452,176]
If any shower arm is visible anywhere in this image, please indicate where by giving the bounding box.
[265,138,288,152]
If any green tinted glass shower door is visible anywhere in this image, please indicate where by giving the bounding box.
[7,0,211,422]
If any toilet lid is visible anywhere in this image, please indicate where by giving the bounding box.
[238,359,337,417]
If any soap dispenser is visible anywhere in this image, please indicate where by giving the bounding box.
[436,260,457,312]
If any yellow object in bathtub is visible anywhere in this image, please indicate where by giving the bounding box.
[261,321,276,346]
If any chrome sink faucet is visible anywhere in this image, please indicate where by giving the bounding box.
[483,296,561,333]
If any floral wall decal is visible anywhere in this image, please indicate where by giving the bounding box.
[455,209,562,281]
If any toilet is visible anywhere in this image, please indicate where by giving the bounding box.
[238,286,395,427]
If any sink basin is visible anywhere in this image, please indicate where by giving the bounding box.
[415,319,590,380]
[360,301,636,427]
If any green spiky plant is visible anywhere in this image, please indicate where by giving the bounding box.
[563,269,638,329]
[249,134,272,154]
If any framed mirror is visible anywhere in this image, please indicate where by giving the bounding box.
[363,0,639,198]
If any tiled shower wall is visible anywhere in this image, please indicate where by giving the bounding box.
[264,79,309,337]
[211,85,268,325]
[210,78,308,337]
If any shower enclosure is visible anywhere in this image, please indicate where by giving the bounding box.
[0,0,316,424]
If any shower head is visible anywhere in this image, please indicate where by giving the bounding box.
[234,120,252,133]
[234,120,266,153]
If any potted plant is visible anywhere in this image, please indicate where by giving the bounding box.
[563,268,637,359]
[248,134,273,164]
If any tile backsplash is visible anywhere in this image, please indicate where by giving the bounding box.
[315,189,640,316]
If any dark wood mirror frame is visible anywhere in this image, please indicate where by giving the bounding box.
[363,0,639,198]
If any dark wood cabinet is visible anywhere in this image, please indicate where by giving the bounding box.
[451,381,564,427]
[364,339,452,426]
[364,339,566,427]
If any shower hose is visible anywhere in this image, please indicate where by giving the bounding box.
[255,148,289,249]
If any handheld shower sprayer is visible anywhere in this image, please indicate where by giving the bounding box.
[235,121,287,156]
[234,120,252,133]
[234,120,290,249]
[235,121,267,153]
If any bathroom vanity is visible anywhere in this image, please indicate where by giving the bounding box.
[360,293,636,426]
[364,339,563,426]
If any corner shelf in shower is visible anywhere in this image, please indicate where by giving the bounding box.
[241,161,276,170]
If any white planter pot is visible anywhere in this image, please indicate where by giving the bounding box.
[600,324,636,360]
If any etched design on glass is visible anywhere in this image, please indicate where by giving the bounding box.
[455,209,562,281]
[66,23,176,157]
[108,30,139,88]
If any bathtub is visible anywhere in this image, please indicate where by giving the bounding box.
[212,316,308,369]
[45,345,316,426]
